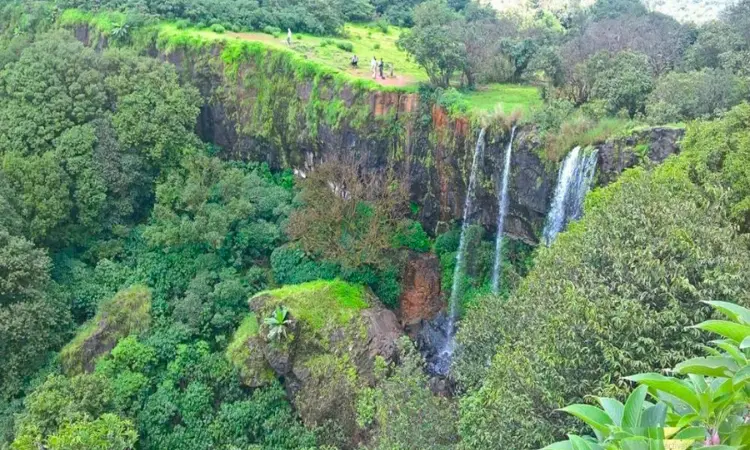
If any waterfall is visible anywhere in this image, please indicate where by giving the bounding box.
[542,146,598,245]
[448,127,486,320]
[491,126,516,295]
[429,128,486,376]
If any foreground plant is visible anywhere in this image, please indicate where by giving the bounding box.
[544,301,750,450]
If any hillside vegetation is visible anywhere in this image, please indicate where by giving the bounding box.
[1,0,750,449]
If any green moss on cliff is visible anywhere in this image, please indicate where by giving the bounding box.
[226,313,276,387]
[254,279,368,330]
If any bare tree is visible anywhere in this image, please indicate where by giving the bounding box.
[287,155,409,270]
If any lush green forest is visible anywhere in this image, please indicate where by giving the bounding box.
[1,0,750,449]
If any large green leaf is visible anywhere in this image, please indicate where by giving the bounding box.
[711,340,746,365]
[626,374,701,412]
[732,365,750,387]
[740,336,750,350]
[704,301,750,325]
[675,356,739,378]
[597,397,624,426]
[559,405,613,438]
[542,441,574,450]
[693,320,750,344]
[623,385,648,428]
[672,426,706,440]
[568,434,601,450]
[641,402,667,428]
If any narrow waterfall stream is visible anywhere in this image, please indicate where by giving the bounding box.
[491,126,516,295]
[542,146,598,245]
[429,128,486,376]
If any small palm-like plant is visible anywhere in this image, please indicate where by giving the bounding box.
[111,23,130,42]
[264,306,292,341]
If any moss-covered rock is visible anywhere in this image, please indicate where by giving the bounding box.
[228,279,402,448]
[226,313,276,387]
[60,285,151,375]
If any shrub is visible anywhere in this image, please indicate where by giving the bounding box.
[335,41,354,52]
[373,43,381,50]
[174,19,189,30]
[262,25,281,37]
[392,220,431,252]
[456,164,750,449]
[210,24,226,34]
[375,19,390,34]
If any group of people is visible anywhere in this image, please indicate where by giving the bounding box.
[350,55,387,80]
[285,28,389,81]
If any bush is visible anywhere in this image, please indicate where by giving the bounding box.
[392,220,431,252]
[210,24,226,34]
[456,163,750,449]
[174,19,189,30]
[375,19,390,34]
[335,41,354,52]
[262,25,281,37]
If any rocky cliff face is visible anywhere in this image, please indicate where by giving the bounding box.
[74,26,684,244]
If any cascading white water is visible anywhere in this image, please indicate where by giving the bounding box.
[430,128,486,376]
[568,149,599,222]
[542,146,598,246]
[448,127,486,320]
[491,126,516,295]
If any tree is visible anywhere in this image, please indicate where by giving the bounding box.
[287,157,408,272]
[360,338,458,449]
[397,0,466,87]
[589,51,653,116]
[588,0,647,20]
[0,230,71,400]
[144,155,291,266]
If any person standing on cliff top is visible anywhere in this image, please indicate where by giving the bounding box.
[379,58,385,79]
[287,28,292,46]
[370,56,378,79]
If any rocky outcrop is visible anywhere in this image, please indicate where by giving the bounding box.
[398,252,444,328]
[228,280,402,449]
[597,127,684,185]
[60,285,152,375]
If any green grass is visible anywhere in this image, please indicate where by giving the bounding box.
[254,279,368,330]
[462,83,543,115]
[60,9,126,35]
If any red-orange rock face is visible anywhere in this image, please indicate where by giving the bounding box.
[398,252,444,327]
